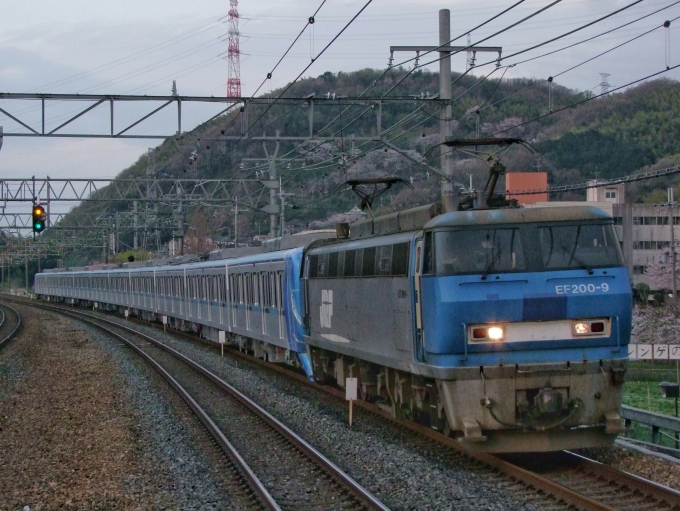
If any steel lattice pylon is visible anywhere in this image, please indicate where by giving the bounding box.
[227,0,241,98]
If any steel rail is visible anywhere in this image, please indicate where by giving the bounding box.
[0,301,22,350]
[564,450,680,507]
[25,300,391,511]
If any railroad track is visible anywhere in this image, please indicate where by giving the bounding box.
[12,297,680,511]
[27,301,389,511]
[503,450,680,511]
[0,300,22,350]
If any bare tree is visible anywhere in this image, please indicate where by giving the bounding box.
[184,210,217,254]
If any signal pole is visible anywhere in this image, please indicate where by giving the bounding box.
[389,9,501,212]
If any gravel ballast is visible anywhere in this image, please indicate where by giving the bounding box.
[98,313,546,511]
[0,304,232,510]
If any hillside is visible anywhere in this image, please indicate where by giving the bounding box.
[50,69,680,262]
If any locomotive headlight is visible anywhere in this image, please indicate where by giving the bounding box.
[487,326,504,341]
[469,324,505,342]
[572,320,608,337]
[574,322,589,335]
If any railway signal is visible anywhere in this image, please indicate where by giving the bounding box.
[32,204,46,233]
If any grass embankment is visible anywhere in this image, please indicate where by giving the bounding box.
[623,361,680,447]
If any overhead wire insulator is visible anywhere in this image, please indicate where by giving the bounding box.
[665,20,672,70]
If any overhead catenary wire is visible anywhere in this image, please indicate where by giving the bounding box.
[195,0,374,166]
[493,61,680,136]
[381,0,646,102]
[93,0,672,216]
[246,0,539,179]
[380,0,565,98]
[269,0,642,180]
[167,0,540,180]
[302,1,680,176]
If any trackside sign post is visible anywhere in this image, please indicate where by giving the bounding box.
[219,331,226,357]
[346,377,358,426]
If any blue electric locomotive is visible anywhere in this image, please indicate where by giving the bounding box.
[303,205,630,452]
[35,204,631,452]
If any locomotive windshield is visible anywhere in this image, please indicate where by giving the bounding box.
[428,222,623,276]
[538,223,623,271]
[432,228,525,275]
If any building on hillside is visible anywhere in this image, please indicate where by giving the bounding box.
[586,179,626,203]
[505,172,549,205]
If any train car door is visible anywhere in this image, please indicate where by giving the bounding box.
[414,239,425,360]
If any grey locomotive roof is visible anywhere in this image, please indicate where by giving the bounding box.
[424,206,611,229]
[307,230,415,255]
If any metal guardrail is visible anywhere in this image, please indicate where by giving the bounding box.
[621,405,680,433]
[621,405,680,450]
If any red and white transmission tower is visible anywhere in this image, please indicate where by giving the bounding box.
[227,0,241,97]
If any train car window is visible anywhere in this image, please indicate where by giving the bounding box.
[277,272,283,310]
[377,245,392,275]
[362,246,376,276]
[239,274,245,304]
[253,273,260,305]
[337,251,345,277]
[391,242,410,276]
[262,272,269,307]
[307,255,317,278]
[317,253,328,278]
[328,252,339,278]
[269,272,276,308]
[434,228,525,275]
[423,232,434,274]
[246,273,253,305]
[354,249,363,276]
[538,223,623,270]
[343,250,356,277]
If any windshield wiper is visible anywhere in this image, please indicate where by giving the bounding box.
[561,244,594,274]
[481,250,502,280]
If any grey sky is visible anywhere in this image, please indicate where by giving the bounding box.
[0,0,678,201]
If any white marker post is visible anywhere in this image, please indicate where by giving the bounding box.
[219,331,226,357]
[124,309,129,320]
[162,315,168,333]
[346,377,358,426]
